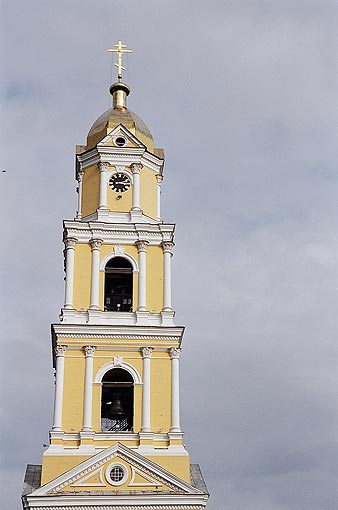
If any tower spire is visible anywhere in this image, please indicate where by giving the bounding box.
[108,40,132,110]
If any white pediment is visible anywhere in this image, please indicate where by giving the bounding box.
[97,124,145,149]
[31,443,203,496]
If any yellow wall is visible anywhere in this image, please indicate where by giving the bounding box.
[141,167,157,219]
[63,353,85,432]
[82,165,99,217]
[73,243,91,310]
[150,352,171,432]
[146,246,163,312]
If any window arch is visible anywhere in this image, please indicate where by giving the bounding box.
[101,368,134,432]
[104,257,133,312]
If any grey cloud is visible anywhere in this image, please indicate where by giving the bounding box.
[1,1,337,509]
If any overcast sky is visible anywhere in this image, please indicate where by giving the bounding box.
[1,1,338,509]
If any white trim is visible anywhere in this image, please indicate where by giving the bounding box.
[98,124,146,149]
[94,361,142,384]
[72,466,105,487]
[99,252,138,272]
[129,466,159,487]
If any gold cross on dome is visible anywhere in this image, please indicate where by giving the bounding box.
[108,40,133,81]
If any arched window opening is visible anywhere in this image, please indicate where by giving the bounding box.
[101,368,134,432]
[104,257,133,312]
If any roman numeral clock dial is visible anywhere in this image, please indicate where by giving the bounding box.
[109,173,131,193]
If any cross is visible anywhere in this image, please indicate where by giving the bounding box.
[108,40,133,81]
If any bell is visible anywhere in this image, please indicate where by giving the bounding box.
[109,394,126,419]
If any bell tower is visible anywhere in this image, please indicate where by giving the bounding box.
[22,42,209,510]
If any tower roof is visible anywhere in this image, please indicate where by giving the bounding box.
[86,81,154,151]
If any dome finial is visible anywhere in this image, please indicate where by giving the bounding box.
[108,40,132,82]
[108,40,132,110]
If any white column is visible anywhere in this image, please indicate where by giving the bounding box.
[52,345,67,431]
[98,162,109,210]
[141,347,153,432]
[76,170,84,219]
[169,348,181,432]
[64,237,77,309]
[156,174,163,221]
[89,239,103,310]
[82,346,96,431]
[161,241,174,311]
[136,240,148,311]
[131,163,142,211]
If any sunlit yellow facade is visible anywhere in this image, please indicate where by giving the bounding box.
[22,62,208,510]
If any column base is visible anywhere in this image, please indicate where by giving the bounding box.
[161,309,175,326]
[130,209,143,222]
[136,310,149,325]
[51,427,63,433]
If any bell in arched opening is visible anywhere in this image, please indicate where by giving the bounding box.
[101,368,134,432]
[104,257,133,312]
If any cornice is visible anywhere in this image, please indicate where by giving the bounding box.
[62,221,175,245]
[25,502,207,510]
[52,324,184,340]
[77,146,163,173]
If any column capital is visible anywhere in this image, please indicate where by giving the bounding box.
[55,345,67,357]
[98,161,109,172]
[156,174,163,185]
[64,237,77,250]
[76,169,84,182]
[136,240,149,253]
[90,238,103,250]
[169,347,181,360]
[141,347,153,359]
[161,241,175,254]
[131,163,143,174]
[83,346,96,357]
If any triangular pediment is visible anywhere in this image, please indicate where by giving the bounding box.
[31,443,203,496]
[98,124,145,149]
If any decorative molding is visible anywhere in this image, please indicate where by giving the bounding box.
[58,333,179,341]
[64,237,77,250]
[89,238,103,250]
[94,361,142,384]
[83,346,96,357]
[141,347,153,359]
[114,245,125,256]
[71,466,105,488]
[98,161,109,172]
[129,465,160,487]
[156,174,163,185]
[161,241,175,254]
[131,162,143,174]
[28,505,206,510]
[99,251,138,273]
[76,169,84,183]
[113,355,123,366]
[136,240,149,253]
[169,348,181,360]
[54,345,67,357]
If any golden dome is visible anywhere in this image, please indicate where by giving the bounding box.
[86,82,154,151]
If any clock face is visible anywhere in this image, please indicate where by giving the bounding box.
[109,173,131,193]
